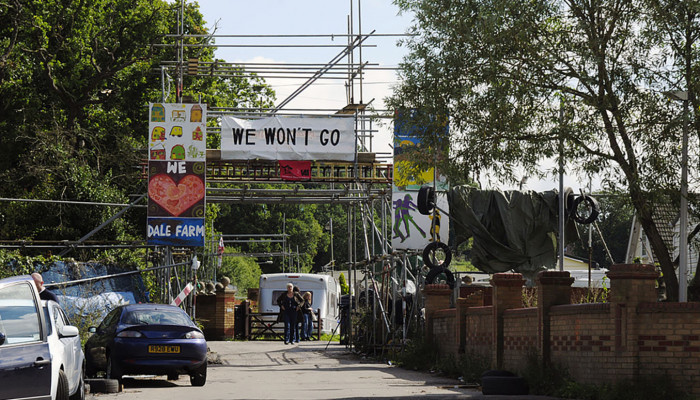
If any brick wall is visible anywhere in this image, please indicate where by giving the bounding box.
[195,288,236,340]
[502,307,537,372]
[464,306,493,360]
[423,264,700,395]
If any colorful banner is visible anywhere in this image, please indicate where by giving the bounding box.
[279,160,311,181]
[391,191,450,250]
[220,115,355,161]
[392,109,450,250]
[147,103,207,247]
[393,109,449,191]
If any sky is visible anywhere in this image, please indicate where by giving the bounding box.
[193,1,597,193]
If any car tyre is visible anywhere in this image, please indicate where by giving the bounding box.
[167,373,179,381]
[106,355,122,385]
[425,267,455,288]
[572,194,600,224]
[69,367,85,400]
[56,370,70,400]
[422,241,452,269]
[417,185,435,215]
[85,379,120,394]
[190,363,207,387]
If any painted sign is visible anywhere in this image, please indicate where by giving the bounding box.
[393,109,449,191]
[391,191,450,250]
[220,115,355,161]
[147,103,207,247]
[279,160,311,181]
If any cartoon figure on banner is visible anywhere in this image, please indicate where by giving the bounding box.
[190,105,203,122]
[192,126,203,141]
[171,144,186,160]
[172,109,186,122]
[393,194,426,243]
[151,126,166,142]
[151,104,165,122]
[170,126,183,137]
[429,209,441,242]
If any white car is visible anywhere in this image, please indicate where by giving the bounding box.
[43,300,85,400]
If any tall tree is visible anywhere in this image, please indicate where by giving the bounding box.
[389,0,700,300]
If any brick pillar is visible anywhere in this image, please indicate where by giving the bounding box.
[214,287,236,340]
[455,291,484,353]
[491,273,525,369]
[423,283,452,343]
[536,270,574,365]
[606,264,658,367]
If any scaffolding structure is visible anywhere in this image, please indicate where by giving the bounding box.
[157,0,420,351]
[0,0,422,352]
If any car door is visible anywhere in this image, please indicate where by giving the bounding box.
[0,278,52,400]
[56,305,82,390]
[85,307,121,371]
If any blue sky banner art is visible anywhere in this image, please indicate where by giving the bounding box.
[393,109,449,191]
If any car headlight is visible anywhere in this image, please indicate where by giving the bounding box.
[184,331,204,339]
[116,330,143,338]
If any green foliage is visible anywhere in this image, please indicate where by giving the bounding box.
[569,194,634,269]
[338,272,349,295]
[390,0,700,300]
[520,351,692,400]
[218,255,261,297]
[0,250,61,278]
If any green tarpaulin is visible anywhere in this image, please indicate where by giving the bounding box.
[448,186,579,283]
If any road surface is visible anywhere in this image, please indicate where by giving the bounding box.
[87,340,561,399]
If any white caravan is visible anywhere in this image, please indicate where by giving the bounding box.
[258,273,340,334]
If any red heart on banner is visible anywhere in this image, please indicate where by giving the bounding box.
[149,174,205,216]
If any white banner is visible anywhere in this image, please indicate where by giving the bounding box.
[221,115,355,161]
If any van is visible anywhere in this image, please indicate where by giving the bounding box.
[258,273,340,334]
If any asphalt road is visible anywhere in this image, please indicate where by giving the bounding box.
[87,340,562,400]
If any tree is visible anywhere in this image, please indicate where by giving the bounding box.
[338,272,349,295]
[389,0,700,300]
[569,194,634,269]
[219,255,262,297]
[0,1,275,252]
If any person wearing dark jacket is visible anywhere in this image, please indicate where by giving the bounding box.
[31,273,59,303]
[277,283,302,344]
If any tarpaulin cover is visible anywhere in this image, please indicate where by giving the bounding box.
[448,186,578,281]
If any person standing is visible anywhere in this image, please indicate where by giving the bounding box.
[31,272,59,303]
[300,291,314,341]
[277,283,301,344]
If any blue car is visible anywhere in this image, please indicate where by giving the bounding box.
[84,304,207,386]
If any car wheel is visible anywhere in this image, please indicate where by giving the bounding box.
[85,379,120,394]
[167,373,179,381]
[69,367,85,400]
[56,370,70,400]
[190,363,207,387]
[106,355,122,384]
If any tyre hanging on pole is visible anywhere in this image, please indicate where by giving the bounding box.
[417,185,435,215]
[572,194,600,224]
[422,241,452,269]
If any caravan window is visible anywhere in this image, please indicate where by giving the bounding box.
[272,291,314,306]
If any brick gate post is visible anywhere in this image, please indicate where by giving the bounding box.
[491,273,525,369]
[536,270,574,365]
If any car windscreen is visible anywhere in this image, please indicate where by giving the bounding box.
[121,308,193,326]
[0,285,42,344]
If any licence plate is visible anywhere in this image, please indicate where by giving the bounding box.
[148,345,180,354]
